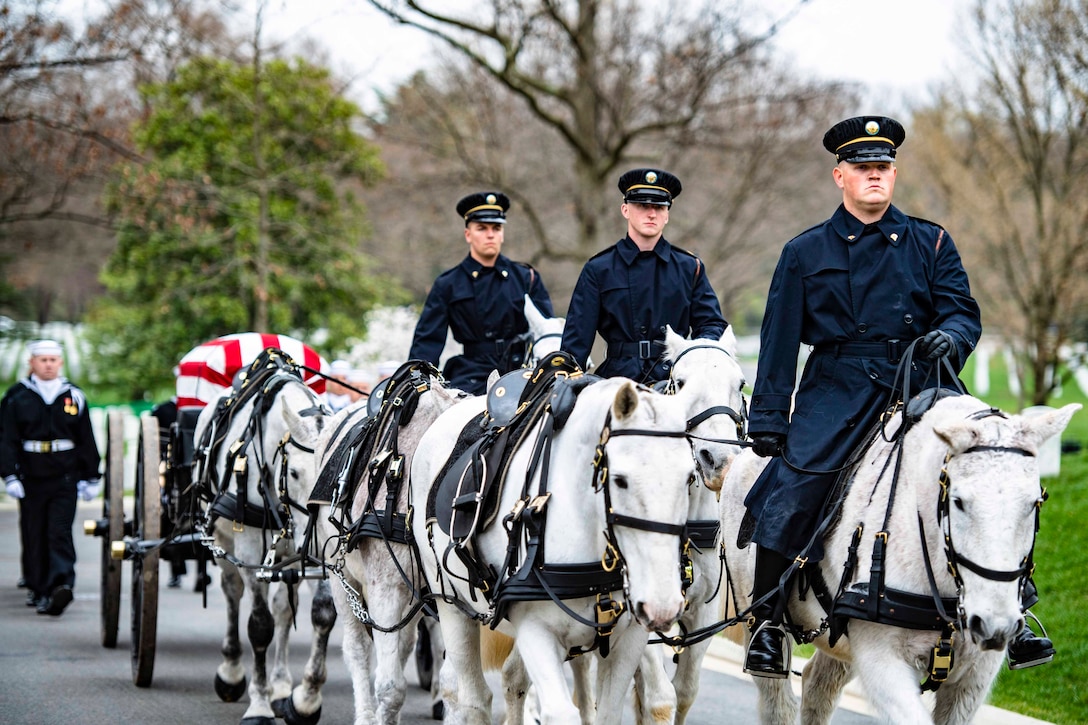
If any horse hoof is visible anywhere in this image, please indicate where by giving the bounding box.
[431,700,444,720]
[272,696,322,725]
[239,718,275,725]
[214,673,247,702]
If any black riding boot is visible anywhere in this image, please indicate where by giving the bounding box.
[1008,579,1054,670]
[744,546,792,679]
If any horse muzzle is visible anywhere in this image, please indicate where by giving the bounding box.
[632,599,685,633]
[967,613,1022,651]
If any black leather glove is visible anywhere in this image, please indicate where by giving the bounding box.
[750,433,785,458]
[919,330,954,360]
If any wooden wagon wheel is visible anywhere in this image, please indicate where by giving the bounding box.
[99,409,125,648]
[130,414,161,688]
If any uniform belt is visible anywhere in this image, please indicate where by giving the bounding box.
[463,340,510,357]
[815,340,905,362]
[607,340,664,360]
[23,439,75,453]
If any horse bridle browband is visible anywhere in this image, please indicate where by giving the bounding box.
[665,343,750,447]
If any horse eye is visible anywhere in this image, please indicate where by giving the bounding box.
[953,497,964,512]
[673,379,686,391]
[613,475,628,489]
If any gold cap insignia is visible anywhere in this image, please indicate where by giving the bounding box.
[486,194,497,204]
[865,120,880,135]
[645,171,658,183]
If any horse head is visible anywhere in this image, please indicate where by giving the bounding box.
[522,293,566,366]
[576,379,696,632]
[918,399,1080,650]
[273,378,330,514]
[663,325,747,492]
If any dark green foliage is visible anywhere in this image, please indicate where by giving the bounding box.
[89,56,407,396]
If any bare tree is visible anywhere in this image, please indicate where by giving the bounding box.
[910,0,1088,406]
[0,0,237,322]
[362,6,853,319]
[362,0,825,258]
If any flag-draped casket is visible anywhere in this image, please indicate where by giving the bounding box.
[176,333,327,408]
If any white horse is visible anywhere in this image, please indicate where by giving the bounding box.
[631,326,749,724]
[411,374,697,725]
[314,362,465,725]
[719,394,1079,725]
[317,295,571,725]
[191,351,334,725]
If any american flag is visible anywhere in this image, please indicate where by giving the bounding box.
[176,333,327,409]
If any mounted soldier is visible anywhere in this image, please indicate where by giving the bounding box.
[742,115,1052,678]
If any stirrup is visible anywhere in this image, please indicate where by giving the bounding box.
[1008,611,1055,671]
[743,620,792,680]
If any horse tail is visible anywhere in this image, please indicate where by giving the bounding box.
[480,626,516,671]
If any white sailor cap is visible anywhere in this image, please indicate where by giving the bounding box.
[377,360,401,378]
[28,339,63,357]
[329,359,352,376]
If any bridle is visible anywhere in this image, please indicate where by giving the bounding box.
[524,330,563,368]
[664,343,750,447]
[918,409,1043,628]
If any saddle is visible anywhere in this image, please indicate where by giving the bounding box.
[317,361,442,549]
[426,353,590,590]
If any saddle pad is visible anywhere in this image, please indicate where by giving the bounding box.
[309,417,371,505]
[426,412,489,528]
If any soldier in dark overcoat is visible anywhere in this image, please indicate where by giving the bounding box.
[742,115,1050,678]
[409,191,553,395]
[1,339,100,616]
[560,168,727,383]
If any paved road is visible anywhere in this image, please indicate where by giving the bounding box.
[0,500,957,723]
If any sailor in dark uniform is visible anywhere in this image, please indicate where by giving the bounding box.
[560,168,727,383]
[409,191,554,395]
[742,115,1049,678]
[1,339,101,616]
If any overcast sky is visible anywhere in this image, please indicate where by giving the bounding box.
[250,0,973,113]
[54,0,972,112]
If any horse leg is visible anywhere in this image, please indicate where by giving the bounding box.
[594,629,660,725]
[371,596,415,725]
[276,579,337,725]
[851,626,934,725]
[239,576,277,724]
[800,650,851,725]
[570,655,594,725]
[632,646,677,725]
[931,651,1003,725]
[215,562,249,703]
[493,635,529,725]
[752,676,799,725]
[268,582,295,702]
[508,620,580,725]
[423,615,446,720]
[437,600,492,725]
[330,570,379,724]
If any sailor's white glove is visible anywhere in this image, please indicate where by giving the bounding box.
[77,479,101,501]
[5,475,25,500]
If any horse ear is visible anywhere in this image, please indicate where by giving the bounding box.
[719,325,738,357]
[931,420,983,454]
[613,381,640,420]
[524,294,546,330]
[664,325,683,361]
[282,404,318,443]
[1021,403,1081,445]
